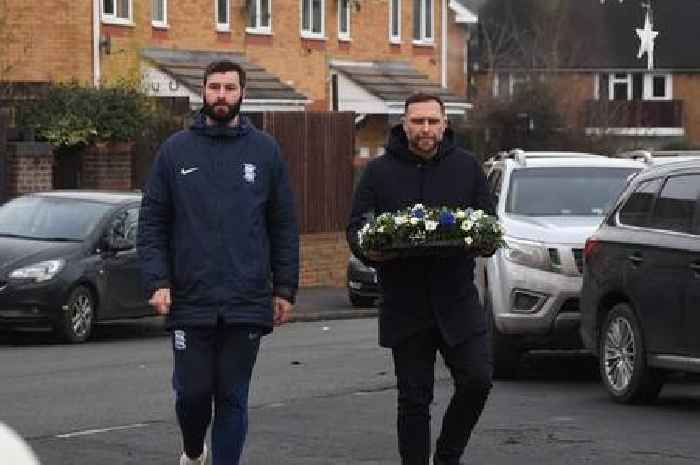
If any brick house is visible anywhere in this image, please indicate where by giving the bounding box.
[469,0,700,152]
[2,0,481,287]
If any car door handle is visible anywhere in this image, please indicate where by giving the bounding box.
[627,254,644,265]
[691,262,700,273]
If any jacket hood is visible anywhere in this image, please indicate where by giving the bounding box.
[385,123,457,165]
[190,112,254,138]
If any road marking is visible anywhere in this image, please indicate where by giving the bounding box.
[56,423,148,438]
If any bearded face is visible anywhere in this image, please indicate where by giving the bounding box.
[202,71,244,125]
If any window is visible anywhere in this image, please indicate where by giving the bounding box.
[247,0,271,32]
[649,175,700,234]
[389,0,401,42]
[487,169,503,202]
[618,179,663,227]
[301,0,324,37]
[109,208,140,246]
[596,73,672,101]
[611,73,631,101]
[102,0,132,23]
[216,0,230,31]
[506,167,638,216]
[152,0,167,27]
[494,73,508,97]
[338,0,350,40]
[412,0,433,43]
[645,74,672,100]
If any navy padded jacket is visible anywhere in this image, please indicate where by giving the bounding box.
[137,114,299,331]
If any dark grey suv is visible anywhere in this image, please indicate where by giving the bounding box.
[580,158,700,403]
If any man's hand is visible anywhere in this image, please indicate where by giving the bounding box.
[273,296,293,326]
[149,288,172,315]
[366,250,399,262]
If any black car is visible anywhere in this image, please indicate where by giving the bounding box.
[347,253,380,307]
[0,191,151,343]
[580,158,700,403]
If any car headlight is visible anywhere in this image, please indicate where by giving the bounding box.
[503,237,551,272]
[9,259,66,282]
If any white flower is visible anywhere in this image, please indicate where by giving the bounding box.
[395,215,408,225]
[377,226,384,233]
[412,203,425,210]
[425,220,438,231]
[455,210,466,219]
[461,221,474,232]
[464,237,473,246]
[470,210,484,220]
[410,217,420,225]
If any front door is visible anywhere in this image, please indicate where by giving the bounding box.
[101,207,149,318]
[643,174,700,354]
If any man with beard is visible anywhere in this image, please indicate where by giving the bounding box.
[347,93,495,465]
[138,60,299,465]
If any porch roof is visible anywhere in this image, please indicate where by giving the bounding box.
[329,60,470,116]
[140,48,308,111]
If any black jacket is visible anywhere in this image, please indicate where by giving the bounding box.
[347,125,494,348]
[137,114,299,332]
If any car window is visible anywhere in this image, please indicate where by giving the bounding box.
[0,196,113,241]
[108,207,139,246]
[618,178,663,227]
[505,167,638,216]
[648,174,700,234]
[487,168,503,195]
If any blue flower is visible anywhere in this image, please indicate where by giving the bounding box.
[412,208,425,219]
[439,210,455,226]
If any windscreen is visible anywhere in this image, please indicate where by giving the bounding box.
[506,167,638,216]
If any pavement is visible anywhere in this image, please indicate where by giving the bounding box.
[291,286,378,322]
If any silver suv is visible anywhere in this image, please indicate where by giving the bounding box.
[475,150,645,377]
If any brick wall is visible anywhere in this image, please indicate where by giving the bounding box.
[5,143,53,196]
[3,1,93,83]
[300,232,350,287]
[81,142,135,190]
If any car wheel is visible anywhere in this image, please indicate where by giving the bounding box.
[485,291,521,379]
[349,291,375,308]
[599,303,663,404]
[55,285,95,343]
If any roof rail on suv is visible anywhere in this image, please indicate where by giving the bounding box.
[489,149,604,167]
[619,149,700,165]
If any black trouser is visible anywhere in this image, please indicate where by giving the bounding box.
[391,327,492,465]
[171,325,261,465]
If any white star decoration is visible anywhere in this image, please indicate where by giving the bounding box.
[636,10,659,70]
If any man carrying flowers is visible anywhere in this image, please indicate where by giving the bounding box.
[347,93,496,465]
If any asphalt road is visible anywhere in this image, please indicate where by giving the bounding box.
[1,317,699,465]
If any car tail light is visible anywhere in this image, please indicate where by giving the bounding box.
[583,238,601,260]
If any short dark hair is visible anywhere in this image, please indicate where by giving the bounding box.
[203,60,246,88]
[404,93,445,114]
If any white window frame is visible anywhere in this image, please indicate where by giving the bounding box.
[609,73,633,101]
[300,0,325,39]
[215,0,230,32]
[152,0,168,28]
[338,0,351,41]
[102,0,133,25]
[389,0,401,43]
[644,73,673,100]
[246,0,272,34]
[412,0,434,45]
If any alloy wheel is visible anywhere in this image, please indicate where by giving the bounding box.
[69,292,94,339]
[603,316,636,392]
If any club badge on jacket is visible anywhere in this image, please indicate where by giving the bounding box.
[244,164,256,183]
